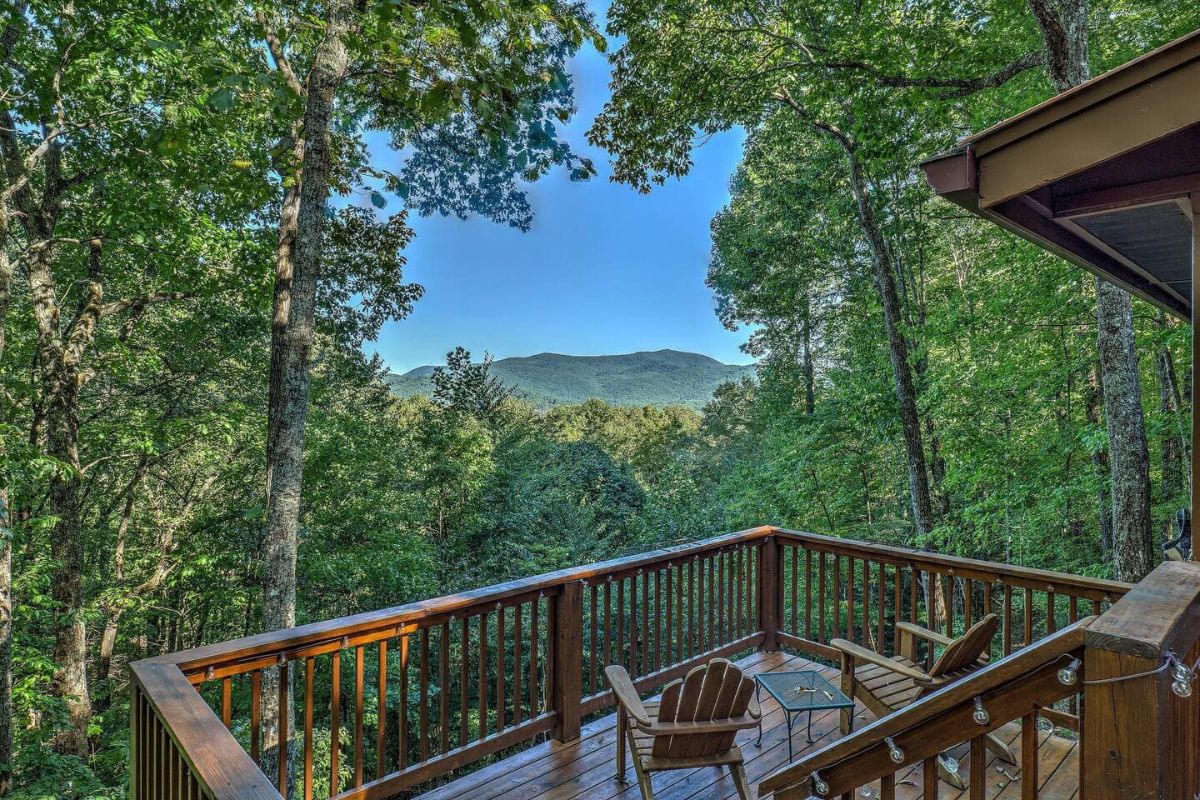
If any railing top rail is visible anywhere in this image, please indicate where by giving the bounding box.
[1085,559,1200,659]
[132,661,279,800]
[759,617,1094,797]
[772,528,1131,600]
[143,525,776,676]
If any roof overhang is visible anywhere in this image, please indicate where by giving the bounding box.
[922,29,1200,319]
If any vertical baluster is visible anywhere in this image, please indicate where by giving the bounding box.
[221,677,232,729]
[720,551,729,642]
[513,605,523,726]
[478,612,488,740]
[440,622,450,753]
[942,573,954,637]
[330,651,340,795]
[1024,587,1034,646]
[876,562,885,652]
[1046,588,1057,634]
[1091,598,1101,615]
[654,569,663,671]
[495,604,506,733]
[969,734,985,800]
[922,756,937,799]
[696,558,705,653]
[420,627,430,758]
[700,556,710,652]
[604,579,613,670]
[983,581,993,619]
[589,584,598,694]
[617,575,626,669]
[818,551,827,643]
[529,597,540,716]
[880,772,895,800]
[278,661,289,797]
[677,560,686,656]
[846,557,856,643]
[805,548,814,640]
[251,670,262,763]
[862,558,871,647]
[1003,584,1014,655]
[377,639,388,777]
[790,545,799,636]
[687,559,696,658]
[641,570,650,672]
[354,646,364,786]
[1069,595,1079,624]
[400,633,410,768]
[304,657,314,800]
[665,568,674,666]
[832,554,841,641]
[459,619,469,747]
[1021,713,1038,800]
[964,579,975,628]
[908,565,918,626]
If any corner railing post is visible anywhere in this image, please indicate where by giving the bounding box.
[759,534,780,651]
[1081,560,1200,799]
[551,579,583,742]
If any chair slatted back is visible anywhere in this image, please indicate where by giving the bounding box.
[652,659,753,759]
[929,613,999,678]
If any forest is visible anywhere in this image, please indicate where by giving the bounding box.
[0,0,1197,797]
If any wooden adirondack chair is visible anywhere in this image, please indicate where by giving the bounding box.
[832,613,1017,789]
[605,659,762,800]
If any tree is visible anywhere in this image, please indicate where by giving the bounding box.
[1027,0,1155,581]
[431,347,515,422]
[589,0,1042,544]
[0,0,274,754]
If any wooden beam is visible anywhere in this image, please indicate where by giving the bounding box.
[975,57,1200,207]
[1192,192,1198,558]
[1054,172,1200,217]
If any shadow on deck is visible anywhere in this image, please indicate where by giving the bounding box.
[413,651,1079,800]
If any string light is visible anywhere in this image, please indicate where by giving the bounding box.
[972,696,990,725]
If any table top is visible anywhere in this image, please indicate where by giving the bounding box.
[755,670,854,712]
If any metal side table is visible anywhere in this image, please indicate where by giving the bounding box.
[754,670,855,762]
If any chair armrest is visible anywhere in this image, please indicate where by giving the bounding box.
[830,638,931,682]
[604,665,652,727]
[895,621,954,648]
[636,714,761,736]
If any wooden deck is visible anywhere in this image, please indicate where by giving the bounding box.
[413,650,1080,800]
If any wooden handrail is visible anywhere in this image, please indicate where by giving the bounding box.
[771,528,1130,601]
[130,526,1134,800]
[759,618,1094,798]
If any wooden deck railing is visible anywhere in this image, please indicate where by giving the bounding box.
[758,618,1094,799]
[758,559,1200,799]
[129,525,1134,800]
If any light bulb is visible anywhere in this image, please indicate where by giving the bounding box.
[811,772,830,796]
[972,697,990,725]
[1172,678,1193,698]
[1038,716,1054,734]
[1057,658,1080,686]
[941,756,960,774]
[885,736,904,764]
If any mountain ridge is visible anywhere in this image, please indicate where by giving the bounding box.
[385,349,754,410]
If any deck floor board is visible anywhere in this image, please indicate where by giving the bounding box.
[413,652,1078,800]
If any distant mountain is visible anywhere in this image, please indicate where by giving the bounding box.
[384,349,755,410]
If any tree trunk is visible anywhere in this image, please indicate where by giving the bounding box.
[261,6,351,786]
[801,298,815,415]
[1030,0,1155,581]
[1086,364,1114,554]
[842,146,935,540]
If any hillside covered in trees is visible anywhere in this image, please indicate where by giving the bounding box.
[0,1,1196,798]
[386,349,755,409]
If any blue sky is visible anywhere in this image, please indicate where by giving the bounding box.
[366,2,750,374]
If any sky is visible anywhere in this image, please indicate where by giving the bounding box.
[364,2,751,375]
